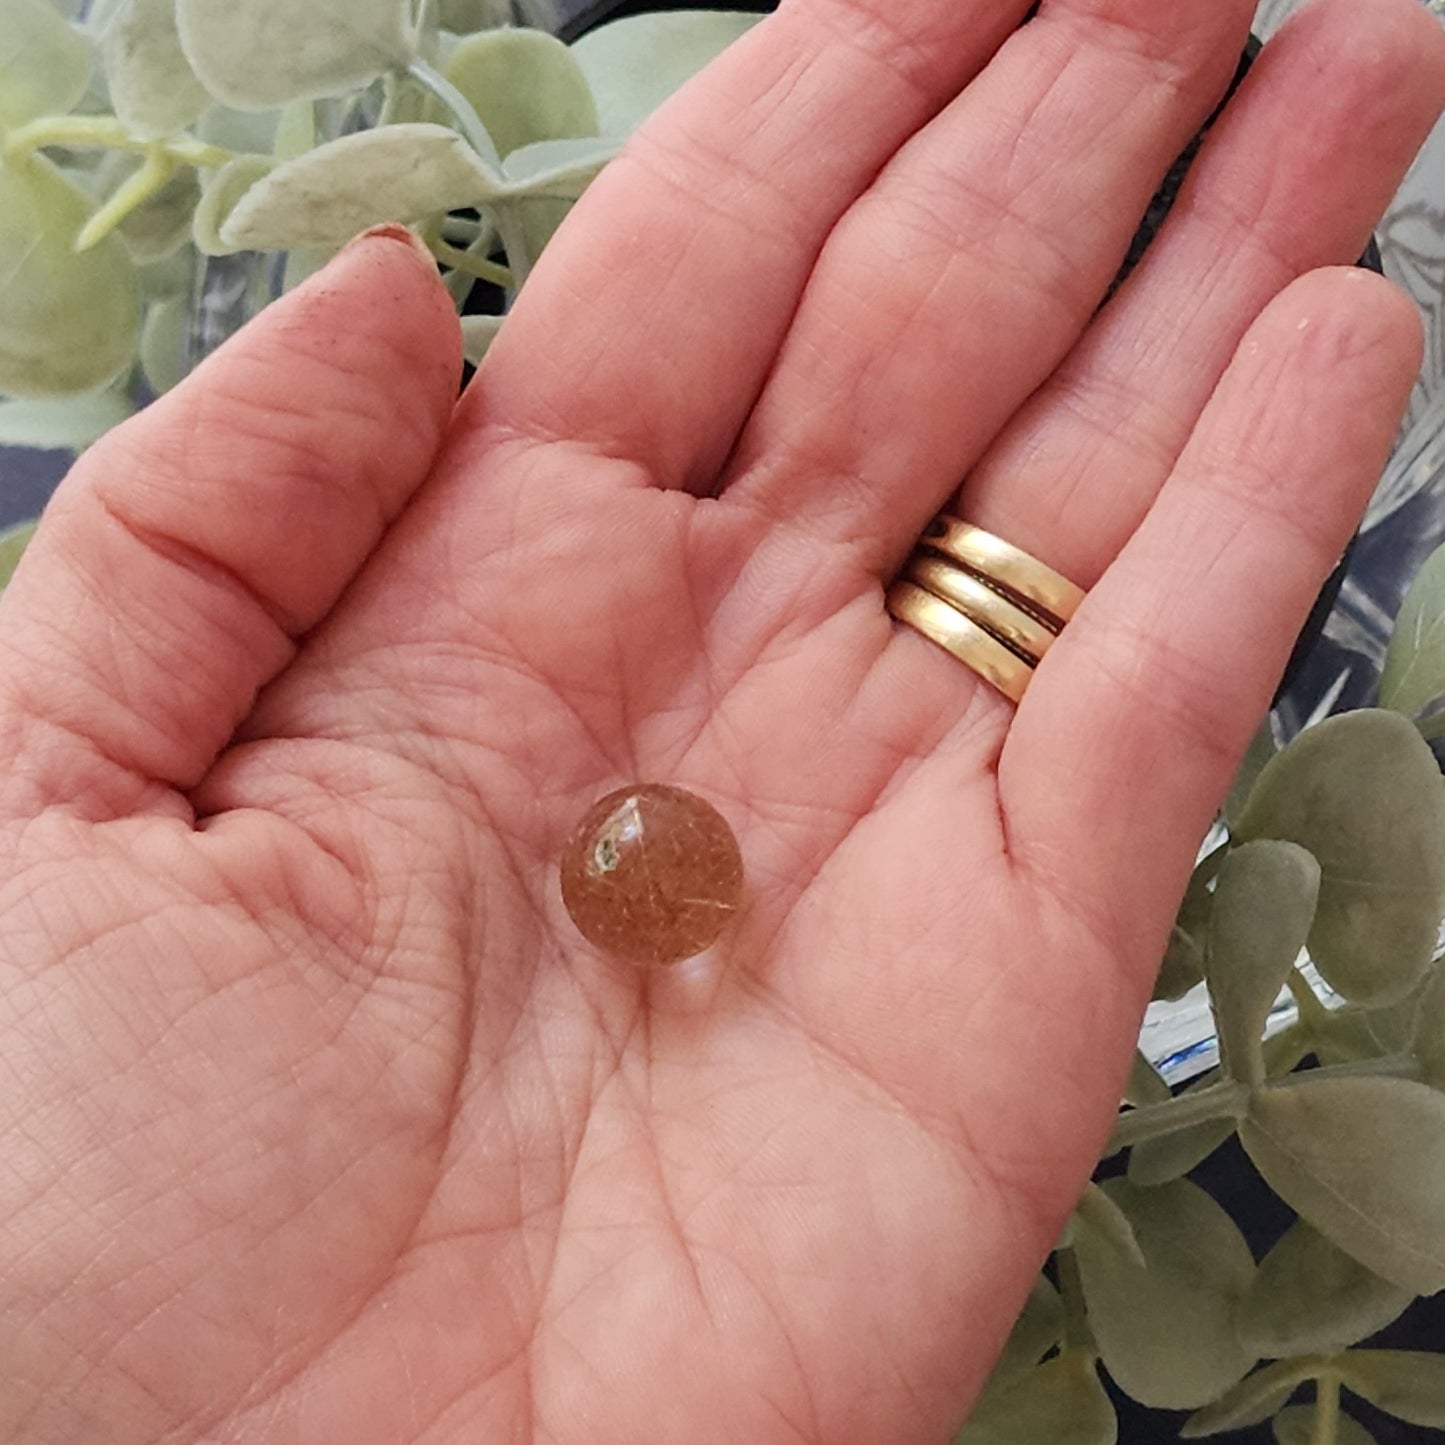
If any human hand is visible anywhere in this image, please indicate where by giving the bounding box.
[2,0,1443,1440]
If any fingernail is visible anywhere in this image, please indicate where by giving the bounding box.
[344,222,438,272]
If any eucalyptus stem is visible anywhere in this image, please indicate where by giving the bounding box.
[1106,1079,1249,1155]
[428,236,513,288]
[405,60,500,168]
[75,144,177,252]
[1312,1372,1341,1445]
[1286,966,1330,1031]
[3,114,231,169]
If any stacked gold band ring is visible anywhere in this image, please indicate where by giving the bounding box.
[886,515,1085,703]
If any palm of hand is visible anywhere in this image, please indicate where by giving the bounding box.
[10,469,1070,1442]
[2,0,1442,1441]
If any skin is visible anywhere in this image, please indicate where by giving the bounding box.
[0,0,1443,1439]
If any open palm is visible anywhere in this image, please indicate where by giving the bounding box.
[3,0,1444,1440]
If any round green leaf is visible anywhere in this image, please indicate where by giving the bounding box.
[1241,1075,1445,1293]
[1073,1178,1256,1410]
[92,152,201,263]
[987,1276,1065,1390]
[500,135,619,200]
[192,153,273,255]
[1180,1360,1319,1438]
[1206,842,1319,1086]
[438,0,554,31]
[218,123,493,250]
[570,10,761,136]
[1225,721,1280,830]
[1240,1219,1415,1358]
[1338,1350,1445,1427]
[459,312,503,366]
[1073,1182,1145,1268]
[1233,710,1445,1005]
[0,153,141,397]
[958,1353,1116,1445]
[1273,1404,1376,1445]
[0,518,38,590]
[139,293,188,395]
[1154,924,1204,1002]
[1413,965,1445,1085]
[0,0,93,128]
[1125,1050,1172,1108]
[1309,1006,1391,1067]
[0,385,131,449]
[176,0,414,109]
[102,0,209,136]
[1381,540,1445,731]
[1127,1116,1237,1187]
[444,27,596,159]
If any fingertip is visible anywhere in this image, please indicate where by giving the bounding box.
[280,223,464,411]
[1241,265,1423,401]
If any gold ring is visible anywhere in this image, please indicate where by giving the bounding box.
[905,553,1057,662]
[885,582,1034,704]
[920,515,1084,630]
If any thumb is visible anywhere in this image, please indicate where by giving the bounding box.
[0,224,461,820]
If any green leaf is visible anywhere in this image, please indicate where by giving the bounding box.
[93,151,200,263]
[500,135,620,200]
[1381,540,1445,729]
[1241,1074,1445,1293]
[101,0,209,136]
[0,518,38,590]
[1225,719,1279,831]
[0,0,93,128]
[138,293,187,395]
[191,153,273,255]
[176,0,415,109]
[444,27,596,159]
[1234,710,1445,1005]
[1309,1006,1391,1067]
[459,312,503,366]
[1413,965,1445,1086]
[957,1353,1116,1445]
[570,10,761,136]
[986,1276,1065,1391]
[1273,1404,1376,1445]
[0,153,141,397]
[218,124,492,250]
[1127,1116,1236,1187]
[1240,1219,1415,1358]
[1206,842,1319,1086]
[0,385,132,449]
[1073,1178,1256,1410]
[1181,1360,1319,1437]
[1073,1182,1145,1268]
[194,101,279,153]
[1337,1350,1445,1427]
[1154,925,1204,1002]
[1124,1050,1171,1108]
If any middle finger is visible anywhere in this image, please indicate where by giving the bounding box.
[717,0,1257,554]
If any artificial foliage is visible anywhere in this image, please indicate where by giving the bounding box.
[0,0,758,446]
[961,547,1445,1443]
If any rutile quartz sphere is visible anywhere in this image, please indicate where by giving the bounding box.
[560,784,744,965]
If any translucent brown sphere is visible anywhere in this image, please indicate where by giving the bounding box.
[560,784,744,965]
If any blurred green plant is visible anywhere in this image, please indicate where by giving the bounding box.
[0,0,759,448]
[958,543,1445,1444]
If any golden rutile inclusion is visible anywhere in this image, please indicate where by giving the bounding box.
[560,784,743,965]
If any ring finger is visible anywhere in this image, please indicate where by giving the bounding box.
[717,0,1442,583]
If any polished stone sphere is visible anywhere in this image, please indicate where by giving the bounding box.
[560,784,744,965]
